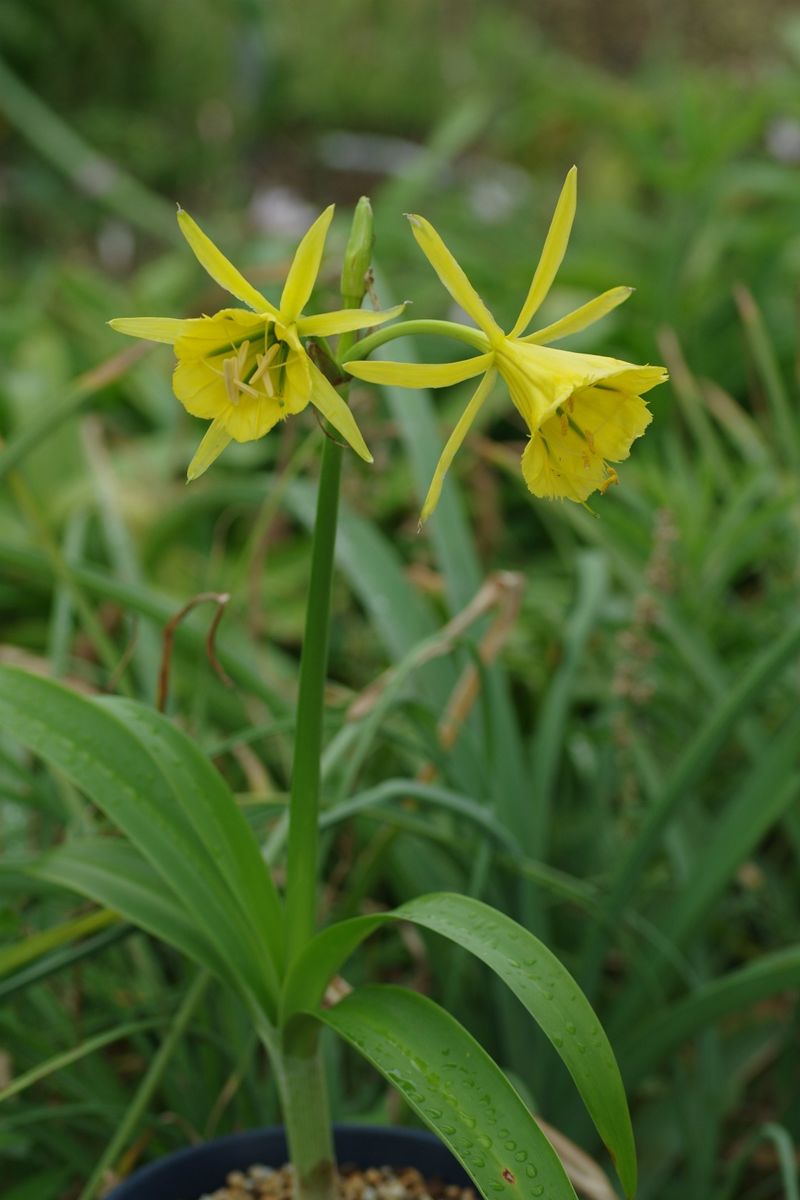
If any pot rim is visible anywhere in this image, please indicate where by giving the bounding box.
[105,1122,470,1200]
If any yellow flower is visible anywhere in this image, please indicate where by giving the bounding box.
[345,167,668,521]
[111,206,405,479]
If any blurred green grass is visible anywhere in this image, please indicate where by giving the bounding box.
[1,3,800,1198]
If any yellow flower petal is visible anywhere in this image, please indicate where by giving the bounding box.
[521,418,609,502]
[174,328,264,419]
[509,166,577,338]
[108,317,197,344]
[420,368,497,523]
[296,302,408,339]
[406,215,503,342]
[281,326,312,402]
[346,352,494,389]
[569,386,652,461]
[598,364,669,395]
[523,286,634,345]
[177,209,279,316]
[187,416,233,481]
[497,340,595,431]
[279,205,335,323]
[224,394,293,442]
[308,364,372,462]
[498,341,665,433]
[173,309,266,360]
[173,356,229,419]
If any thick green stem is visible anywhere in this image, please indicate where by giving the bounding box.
[341,318,488,366]
[278,203,373,1200]
[284,432,342,957]
[275,1033,336,1200]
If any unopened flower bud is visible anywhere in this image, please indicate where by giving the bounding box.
[340,196,374,308]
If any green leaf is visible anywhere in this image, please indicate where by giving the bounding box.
[0,1017,162,1103]
[281,913,381,1022]
[103,698,284,978]
[0,909,117,979]
[0,667,276,1015]
[282,894,635,1198]
[610,712,800,1034]
[527,551,607,861]
[396,894,636,1199]
[0,541,287,713]
[317,985,578,1200]
[29,839,230,984]
[621,944,800,1085]
[579,610,800,990]
[76,971,210,1200]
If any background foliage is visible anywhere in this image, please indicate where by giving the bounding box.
[1,2,799,1198]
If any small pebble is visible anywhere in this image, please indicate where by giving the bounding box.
[191,1161,477,1200]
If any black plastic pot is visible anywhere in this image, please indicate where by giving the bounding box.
[106,1124,471,1200]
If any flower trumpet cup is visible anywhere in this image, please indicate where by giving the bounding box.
[345,166,668,520]
[110,205,406,479]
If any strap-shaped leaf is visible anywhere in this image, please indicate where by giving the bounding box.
[30,839,230,983]
[397,895,636,1199]
[0,667,275,1016]
[103,698,284,978]
[282,893,634,1198]
[318,985,578,1200]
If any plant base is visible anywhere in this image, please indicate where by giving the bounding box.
[105,1125,471,1200]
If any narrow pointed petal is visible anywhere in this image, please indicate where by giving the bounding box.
[406,215,503,341]
[177,209,279,316]
[279,205,335,323]
[296,302,408,339]
[309,364,372,462]
[346,352,494,390]
[420,368,496,523]
[109,317,198,344]
[187,417,232,481]
[510,166,578,337]
[523,286,634,345]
